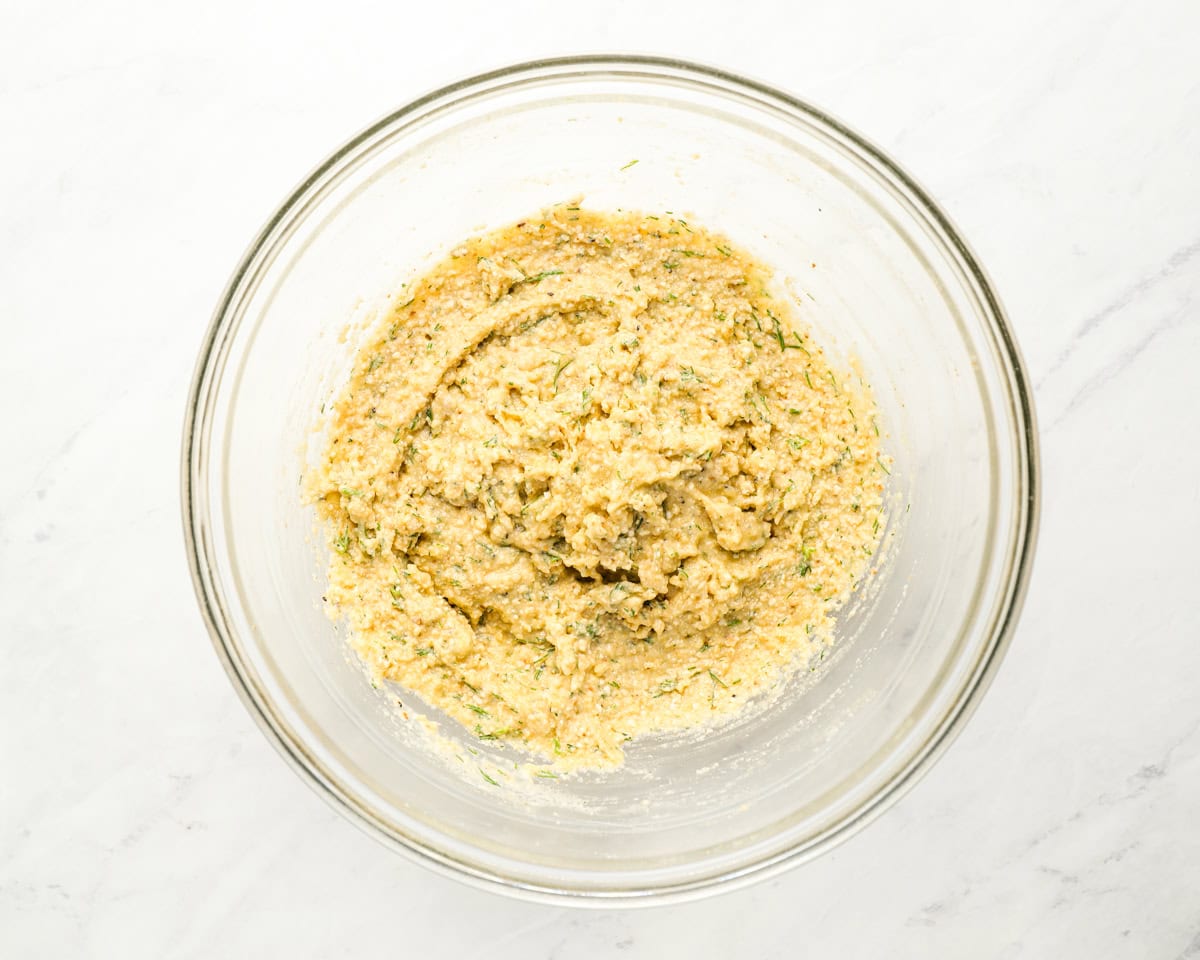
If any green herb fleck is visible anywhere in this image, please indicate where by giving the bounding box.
[771,316,787,350]
[523,269,564,284]
[479,768,499,786]
[552,356,574,392]
[620,159,639,171]
[408,405,433,432]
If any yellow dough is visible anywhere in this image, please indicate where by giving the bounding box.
[310,206,886,769]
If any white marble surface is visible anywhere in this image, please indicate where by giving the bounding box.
[3,0,1199,955]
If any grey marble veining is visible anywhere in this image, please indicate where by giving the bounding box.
[3,0,1198,956]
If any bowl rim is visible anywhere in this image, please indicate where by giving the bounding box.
[181,53,1040,906]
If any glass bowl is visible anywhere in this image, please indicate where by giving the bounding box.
[182,56,1038,904]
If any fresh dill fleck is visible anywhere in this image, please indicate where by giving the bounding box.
[367,354,383,373]
[620,159,639,170]
[482,436,498,448]
[788,437,808,451]
[535,769,559,779]
[788,408,802,415]
[662,260,678,271]
[409,405,432,432]
[552,356,574,391]
[479,768,499,786]
[334,531,351,554]
[804,368,814,389]
[877,457,891,475]
[680,366,700,383]
[466,704,489,717]
[715,244,732,256]
[340,487,363,497]
[415,647,432,656]
[708,669,728,688]
[523,269,564,284]
[676,249,704,258]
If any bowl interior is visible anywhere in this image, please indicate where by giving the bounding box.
[189,59,1033,899]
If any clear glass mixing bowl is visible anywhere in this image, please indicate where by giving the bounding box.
[182,56,1038,904]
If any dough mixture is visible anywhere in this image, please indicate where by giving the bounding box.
[310,206,886,769]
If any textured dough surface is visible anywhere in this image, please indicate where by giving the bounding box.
[310,206,885,768]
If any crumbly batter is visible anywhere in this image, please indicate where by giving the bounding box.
[310,205,885,769]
